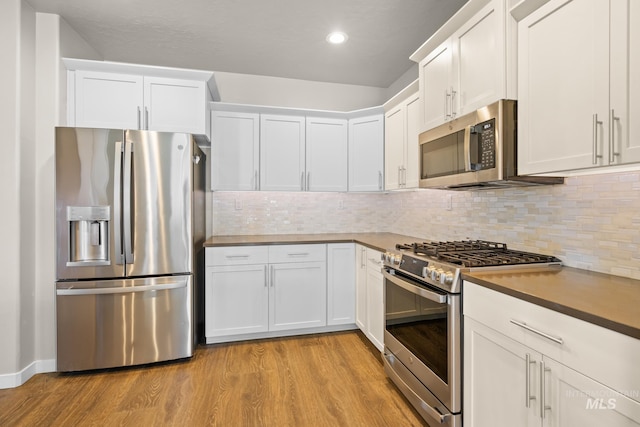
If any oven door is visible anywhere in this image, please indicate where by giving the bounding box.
[383,268,461,415]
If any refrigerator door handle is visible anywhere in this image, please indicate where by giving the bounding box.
[123,140,134,264]
[57,280,187,296]
[114,141,125,264]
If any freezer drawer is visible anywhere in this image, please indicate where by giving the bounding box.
[56,275,193,372]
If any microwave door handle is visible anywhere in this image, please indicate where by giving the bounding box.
[463,125,473,172]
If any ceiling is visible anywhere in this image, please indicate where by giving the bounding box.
[26,0,468,88]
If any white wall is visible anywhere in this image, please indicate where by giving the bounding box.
[34,13,59,371]
[214,71,387,111]
[0,0,24,381]
[19,0,37,376]
[385,64,418,102]
[0,5,104,387]
[33,14,102,368]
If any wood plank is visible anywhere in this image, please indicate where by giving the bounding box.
[0,331,427,426]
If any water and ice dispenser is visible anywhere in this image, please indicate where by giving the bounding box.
[67,206,110,266]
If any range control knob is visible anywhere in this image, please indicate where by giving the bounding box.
[424,265,436,279]
[435,268,444,281]
[442,271,455,286]
[393,254,402,266]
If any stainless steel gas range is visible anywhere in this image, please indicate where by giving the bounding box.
[382,240,562,427]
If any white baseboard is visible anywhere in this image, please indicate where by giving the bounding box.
[0,359,56,389]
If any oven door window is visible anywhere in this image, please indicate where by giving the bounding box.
[385,276,449,383]
[420,130,465,179]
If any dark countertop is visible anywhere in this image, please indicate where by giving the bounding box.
[203,232,419,253]
[463,267,640,339]
[204,233,640,340]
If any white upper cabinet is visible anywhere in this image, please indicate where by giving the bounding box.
[305,117,348,192]
[384,82,420,190]
[452,0,506,116]
[65,58,216,135]
[74,71,143,130]
[143,77,206,133]
[210,110,260,191]
[611,0,640,165]
[260,114,306,191]
[516,0,640,174]
[414,0,514,132]
[210,104,384,193]
[420,40,455,131]
[348,114,384,192]
[260,114,349,192]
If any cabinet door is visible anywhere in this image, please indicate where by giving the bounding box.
[348,114,384,192]
[518,0,609,174]
[384,105,405,190]
[210,111,260,191]
[269,262,327,331]
[74,70,143,129]
[420,39,453,131]
[452,0,505,117]
[610,1,640,165]
[365,249,384,352]
[366,264,384,352]
[543,357,640,427]
[327,243,355,326]
[355,245,368,331]
[404,92,421,189]
[464,317,540,427]
[305,117,348,192]
[143,76,206,134]
[205,264,269,338]
[260,114,306,191]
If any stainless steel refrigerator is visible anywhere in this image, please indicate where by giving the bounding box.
[55,127,206,372]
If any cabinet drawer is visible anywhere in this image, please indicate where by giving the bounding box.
[268,244,326,263]
[464,281,640,400]
[206,246,269,266]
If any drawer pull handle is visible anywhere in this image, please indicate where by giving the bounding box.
[287,252,310,257]
[510,319,564,345]
[225,255,250,259]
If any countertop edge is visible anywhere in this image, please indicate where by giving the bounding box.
[463,274,640,340]
[203,233,413,253]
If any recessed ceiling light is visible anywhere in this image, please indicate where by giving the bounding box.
[326,32,348,45]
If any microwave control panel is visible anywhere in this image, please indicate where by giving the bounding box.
[472,119,496,170]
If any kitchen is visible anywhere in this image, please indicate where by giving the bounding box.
[2,0,639,426]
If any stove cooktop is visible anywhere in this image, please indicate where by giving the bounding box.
[395,240,562,268]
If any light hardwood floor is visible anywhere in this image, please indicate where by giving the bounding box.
[0,331,427,426]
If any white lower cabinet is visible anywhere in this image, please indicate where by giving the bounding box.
[205,244,358,343]
[269,261,326,331]
[205,264,269,337]
[464,281,640,427]
[327,243,356,326]
[355,244,384,352]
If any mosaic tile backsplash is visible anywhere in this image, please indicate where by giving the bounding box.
[210,171,640,280]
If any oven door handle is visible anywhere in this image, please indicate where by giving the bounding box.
[382,269,447,304]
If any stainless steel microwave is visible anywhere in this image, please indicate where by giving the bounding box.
[419,99,563,190]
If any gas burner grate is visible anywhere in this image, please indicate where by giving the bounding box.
[438,249,561,267]
[408,240,507,258]
[396,239,561,267]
